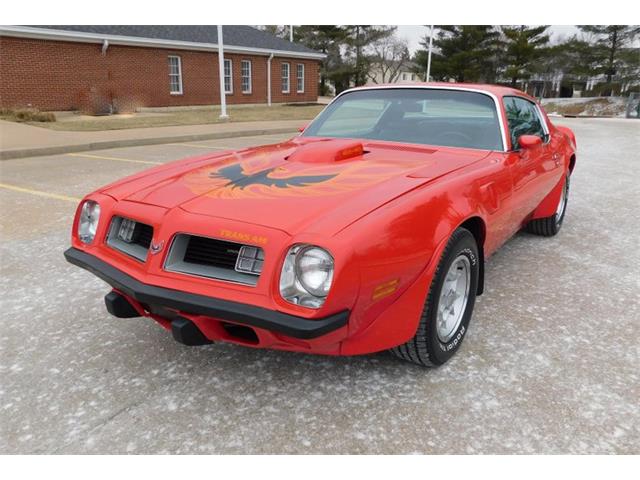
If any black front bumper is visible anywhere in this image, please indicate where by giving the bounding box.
[64,247,349,339]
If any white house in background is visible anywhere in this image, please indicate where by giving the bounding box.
[366,61,421,85]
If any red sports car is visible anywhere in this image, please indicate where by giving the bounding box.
[65,83,576,367]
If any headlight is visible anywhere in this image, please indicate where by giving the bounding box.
[77,200,101,244]
[280,244,334,308]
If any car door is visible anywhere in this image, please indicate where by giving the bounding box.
[502,96,559,227]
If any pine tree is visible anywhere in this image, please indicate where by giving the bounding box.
[578,25,640,83]
[293,26,349,95]
[502,25,550,87]
[417,26,501,82]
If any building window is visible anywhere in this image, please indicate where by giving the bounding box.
[296,63,305,93]
[411,73,416,81]
[281,62,290,93]
[224,59,233,94]
[241,60,252,94]
[168,55,183,95]
[402,73,407,81]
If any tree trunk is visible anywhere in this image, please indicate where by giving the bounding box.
[606,29,618,84]
[511,76,517,87]
[355,26,363,86]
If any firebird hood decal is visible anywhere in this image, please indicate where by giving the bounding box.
[107,138,491,235]
[184,152,405,200]
[210,163,338,190]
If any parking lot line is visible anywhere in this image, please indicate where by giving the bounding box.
[166,143,232,150]
[67,153,161,165]
[0,182,80,202]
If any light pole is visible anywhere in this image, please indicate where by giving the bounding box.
[426,25,434,82]
[217,25,229,120]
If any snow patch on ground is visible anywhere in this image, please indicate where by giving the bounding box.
[541,97,629,117]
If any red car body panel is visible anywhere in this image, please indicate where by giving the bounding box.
[66,83,576,355]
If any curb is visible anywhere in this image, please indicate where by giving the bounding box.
[0,126,298,160]
[560,115,634,119]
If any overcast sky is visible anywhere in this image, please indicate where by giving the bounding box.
[396,25,581,53]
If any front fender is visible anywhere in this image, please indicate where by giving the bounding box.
[333,174,488,352]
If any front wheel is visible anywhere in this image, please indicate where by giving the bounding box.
[390,227,479,367]
[526,174,570,236]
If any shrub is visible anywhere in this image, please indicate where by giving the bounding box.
[0,108,56,122]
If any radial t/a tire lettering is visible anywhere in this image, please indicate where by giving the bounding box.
[390,227,479,367]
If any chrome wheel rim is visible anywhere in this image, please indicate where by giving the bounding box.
[556,179,568,220]
[437,255,471,343]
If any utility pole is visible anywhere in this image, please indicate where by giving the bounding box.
[290,25,293,42]
[426,25,434,82]
[217,25,229,120]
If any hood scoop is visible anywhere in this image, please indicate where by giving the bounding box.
[287,139,365,164]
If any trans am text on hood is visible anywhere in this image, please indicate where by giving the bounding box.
[65,84,577,367]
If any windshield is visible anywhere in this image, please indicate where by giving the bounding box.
[303,88,503,151]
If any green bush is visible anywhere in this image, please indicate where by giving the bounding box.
[0,108,56,122]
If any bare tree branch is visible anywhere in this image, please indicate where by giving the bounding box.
[366,35,411,84]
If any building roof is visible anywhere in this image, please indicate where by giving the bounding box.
[0,25,325,59]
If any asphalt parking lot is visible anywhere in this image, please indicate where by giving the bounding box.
[1,119,638,454]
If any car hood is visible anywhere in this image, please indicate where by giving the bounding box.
[100,137,490,236]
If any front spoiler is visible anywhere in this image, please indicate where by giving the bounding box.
[64,247,349,339]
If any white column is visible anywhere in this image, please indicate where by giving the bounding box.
[217,25,229,120]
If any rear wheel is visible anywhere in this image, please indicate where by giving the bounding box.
[390,228,479,367]
[526,174,570,236]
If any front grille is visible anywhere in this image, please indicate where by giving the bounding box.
[183,236,240,269]
[134,223,154,249]
[106,216,154,262]
[164,234,264,286]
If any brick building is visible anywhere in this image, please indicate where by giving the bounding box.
[0,25,324,113]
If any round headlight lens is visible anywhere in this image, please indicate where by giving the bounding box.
[77,200,100,244]
[295,246,334,297]
[280,244,335,309]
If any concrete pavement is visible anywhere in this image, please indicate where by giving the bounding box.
[1,120,639,453]
[0,119,303,160]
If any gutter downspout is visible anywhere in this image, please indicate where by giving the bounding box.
[217,25,229,120]
[267,53,274,107]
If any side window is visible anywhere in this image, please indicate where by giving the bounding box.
[168,55,183,95]
[503,97,546,148]
[281,62,290,93]
[224,59,233,94]
[241,60,252,94]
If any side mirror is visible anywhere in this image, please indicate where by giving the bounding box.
[518,135,542,149]
[298,123,309,133]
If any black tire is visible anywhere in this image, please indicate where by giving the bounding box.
[526,174,570,237]
[390,228,479,367]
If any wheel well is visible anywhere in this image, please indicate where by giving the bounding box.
[569,154,576,173]
[459,217,485,296]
